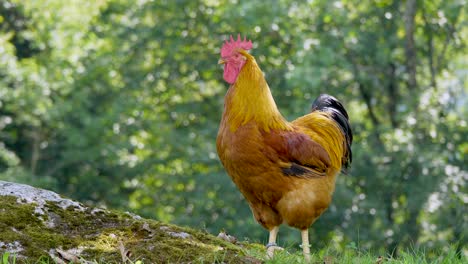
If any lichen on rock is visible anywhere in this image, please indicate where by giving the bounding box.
[0,181,84,215]
[0,241,23,254]
[0,181,261,263]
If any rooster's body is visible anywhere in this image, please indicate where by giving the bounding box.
[216,36,352,261]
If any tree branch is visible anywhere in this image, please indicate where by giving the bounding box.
[422,4,437,89]
[404,0,418,90]
[386,63,399,128]
[435,10,461,74]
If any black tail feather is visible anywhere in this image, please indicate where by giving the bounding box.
[311,94,353,172]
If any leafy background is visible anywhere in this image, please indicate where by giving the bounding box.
[0,0,466,257]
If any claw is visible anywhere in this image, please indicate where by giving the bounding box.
[266,244,284,259]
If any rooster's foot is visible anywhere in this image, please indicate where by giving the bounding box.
[266,242,284,259]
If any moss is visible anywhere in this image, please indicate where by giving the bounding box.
[0,195,261,263]
[0,196,77,259]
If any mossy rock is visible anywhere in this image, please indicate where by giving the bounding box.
[0,181,261,263]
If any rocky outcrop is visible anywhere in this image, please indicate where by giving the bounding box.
[0,181,261,263]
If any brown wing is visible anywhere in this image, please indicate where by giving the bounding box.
[263,130,331,178]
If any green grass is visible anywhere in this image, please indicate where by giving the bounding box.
[4,245,464,264]
[1,253,15,264]
[247,244,466,264]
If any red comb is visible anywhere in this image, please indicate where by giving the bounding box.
[221,34,253,57]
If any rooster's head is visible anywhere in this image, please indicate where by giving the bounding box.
[219,34,253,84]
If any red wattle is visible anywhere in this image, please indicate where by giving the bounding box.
[223,63,238,84]
[223,61,245,84]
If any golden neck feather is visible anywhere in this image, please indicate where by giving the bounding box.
[223,56,291,132]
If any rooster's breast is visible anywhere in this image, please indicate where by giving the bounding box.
[216,122,293,204]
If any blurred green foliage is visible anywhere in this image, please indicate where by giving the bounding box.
[0,0,466,257]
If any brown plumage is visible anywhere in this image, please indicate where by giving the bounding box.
[216,36,352,261]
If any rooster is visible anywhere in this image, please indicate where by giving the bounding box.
[216,35,352,261]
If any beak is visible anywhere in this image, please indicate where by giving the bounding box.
[218,59,226,65]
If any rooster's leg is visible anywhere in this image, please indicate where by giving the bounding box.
[301,229,311,262]
[266,226,283,259]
